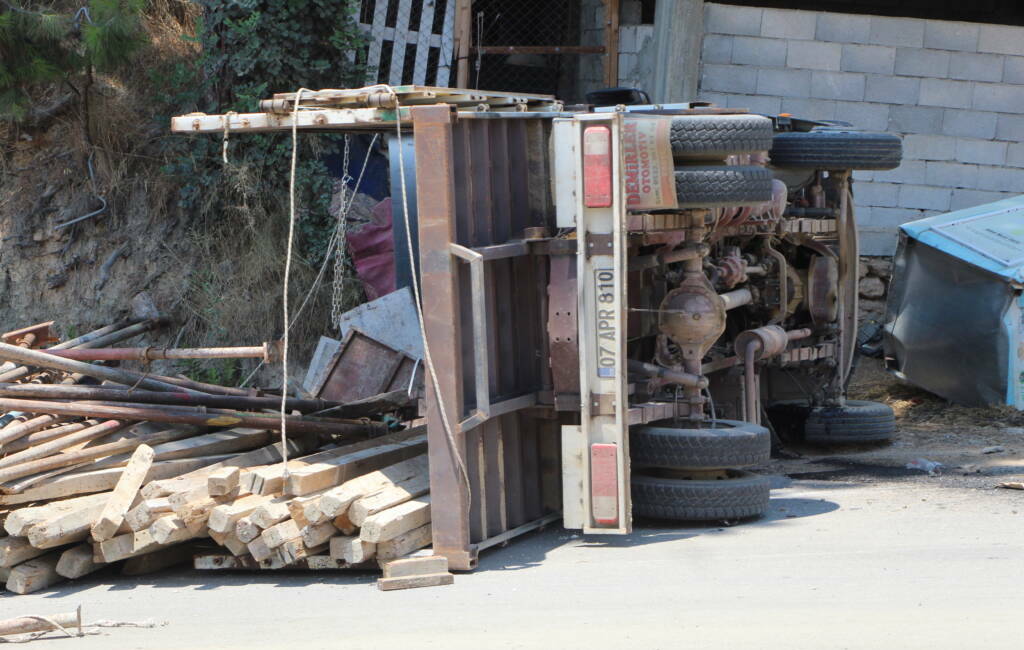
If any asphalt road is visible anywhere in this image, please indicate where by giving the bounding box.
[4,472,1022,649]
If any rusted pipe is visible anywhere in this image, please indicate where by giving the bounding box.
[720,288,753,310]
[0,341,208,395]
[0,419,128,471]
[0,397,386,437]
[0,318,163,384]
[0,419,99,455]
[41,342,280,363]
[0,414,69,447]
[0,383,334,413]
[627,360,708,389]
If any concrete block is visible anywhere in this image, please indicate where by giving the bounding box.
[841,44,896,75]
[816,12,871,44]
[918,78,973,108]
[1005,56,1024,84]
[864,75,920,105]
[757,68,811,97]
[859,229,899,256]
[1007,143,1024,168]
[702,34,734,64]
[866,207,923,228]
[942,110,997,139]
[780,97,836,121]
[635,26,656,48]
[787,40,842,71]
[726,93,782,115]
[888,105,944,134]
[834,101,890,132]
[855,181,900,207]
[950,188,1014,211]
[996,114,1024,141]
[810,71,866,101]
[955,139,1008,166]
[949,52,1003,82]
[972,83,1024,113]
[975,165,1024,192]
[869,17,925,48]
[701,64,758,94]
[761,8,816,40]
[618,53,639,79]
[978,24,1024,56]
[902,134,957,161]
[874,160,927,185]
[894,48,950,78]
[926,161,978,188]
[732,36,787,67]
[924,21,980,52]
[897,185,951,211]
[705,3,762,37]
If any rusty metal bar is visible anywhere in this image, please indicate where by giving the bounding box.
[0,341,208,395]
[0,414,69,447]
[459,392,538,431]
[414,105,475,570]
[0,419,128,470]
[40,343,278,363]
[0,419,99,455]
[0,384,337,413]
[0,397,384,437]
[450,243,491,422]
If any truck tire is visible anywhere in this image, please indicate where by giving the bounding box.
[630,419,770,470]
[804,399,895,444]
[670,114,774,160]
[769,130,902,170]
[632,469,770,521]
[675,165,773,208]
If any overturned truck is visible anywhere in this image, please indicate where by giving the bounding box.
[173,85,902,569]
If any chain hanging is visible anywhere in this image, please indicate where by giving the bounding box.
[330,135,354,328]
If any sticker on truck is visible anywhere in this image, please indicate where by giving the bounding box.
[621,117,678,211]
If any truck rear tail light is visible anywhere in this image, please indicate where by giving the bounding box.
[582,126,612,208]
[590,443,619,525]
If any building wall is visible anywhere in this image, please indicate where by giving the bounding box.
[697,3,1024,254]
[579,0,659,100]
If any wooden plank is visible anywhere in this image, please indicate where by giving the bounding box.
[55,543,104,579]
[91,444,155,542]
[604,0,620,86]
[437,0,458,85]
[0,536,48,567]
[360,496,432,543]
[208,495,271,533]
[377,572,452,591]
[97,530,163,563]
[27,497,110,549]
[250,498,291,529]
[382,554,448,578]
[332,512,357,535]
[207,467,240,496]
[454,0,472,87]
[261,519,300,549]
[5,492,109,536]
[376,523,432,561]
[235,516,261,543]
[149,515,194,545]
[1,455,233,506]
[413,0,437,85]
[5,552,63,594]
[276,539,326,566]
[317,454,429,518]
[330,536,375,564]
[170,108,410,135]
[348,472,430,526]
[221,532,249,557]
[286,434,427,496]
[126,497,173,532]
[301,522,338,549]
[247,536,273,562]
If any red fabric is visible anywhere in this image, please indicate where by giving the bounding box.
[348,198,395,300]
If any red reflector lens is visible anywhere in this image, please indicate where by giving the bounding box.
[583,126,612,208]
[590,443,619,525]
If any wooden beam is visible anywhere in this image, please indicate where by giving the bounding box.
[27,498,110,549]
[285,434,427,496]
[0,536,48,568]
[91,444,155,541]
[349,472,430,526]
[5,552,64,594]
[56,543,104,579]
[360,496,432,543]
[376,523,432,561]
[330,536,376,564]
[318,454,429,519]
[454,0,473,88]
[207,467,240,496]
[604,0,620,87]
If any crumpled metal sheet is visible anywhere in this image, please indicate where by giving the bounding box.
[884,235,1013,406]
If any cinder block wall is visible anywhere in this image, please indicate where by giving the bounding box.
[698,3,1024,255]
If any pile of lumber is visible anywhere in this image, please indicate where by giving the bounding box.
[0,317,432,594]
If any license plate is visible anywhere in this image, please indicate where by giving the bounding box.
[594,268,617,378]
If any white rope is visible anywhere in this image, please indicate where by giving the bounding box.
[279,88,312,479]
[389,88,471,503]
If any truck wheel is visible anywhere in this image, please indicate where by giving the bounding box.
[675,165,773,207]
[630,419,770,470]
[804,399,895,444]
[769,130,902,170]
[632,469,770,521]
[670,114,774,160]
